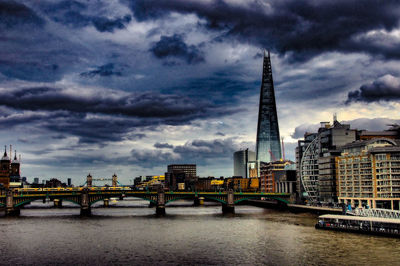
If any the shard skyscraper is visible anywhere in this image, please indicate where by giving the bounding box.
[256,50,282,163]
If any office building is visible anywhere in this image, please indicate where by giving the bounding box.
[299,119,357,203]
[233,149,255,178]
[166,164,197,191]
[255,50,282,163]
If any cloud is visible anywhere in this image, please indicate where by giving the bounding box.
[0,0,44,28]
[39,1,131,32]
[80,63,123,78]
[127,0,400,61]
[0,86,235,119]
[92,15,132,32]
[150,34,205,64]
[0,86,239,143]
[173,138,238,161]
[291,123,320,139]
[292,117,400,139]
[154,142,174,149]
[346,74,400,103]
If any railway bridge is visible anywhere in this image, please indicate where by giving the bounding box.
[0,188,292,216]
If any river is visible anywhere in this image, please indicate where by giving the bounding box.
[0,199,399,265]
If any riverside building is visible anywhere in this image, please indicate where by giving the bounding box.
[337,138,400,210]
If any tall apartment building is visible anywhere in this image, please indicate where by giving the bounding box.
[336,138,400,210]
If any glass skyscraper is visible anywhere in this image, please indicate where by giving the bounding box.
[256,50,282,163]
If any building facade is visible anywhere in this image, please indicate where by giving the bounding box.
[256,50,282,163]
[0,146,21,189]
[260,160,295,193]
[233,149,256,178]
[336,138,400,210]
[166,164,197,191]
[299,119,357,203]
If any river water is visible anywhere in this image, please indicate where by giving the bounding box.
[0,199,399,265]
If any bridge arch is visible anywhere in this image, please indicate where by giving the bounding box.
[165,195,194,204]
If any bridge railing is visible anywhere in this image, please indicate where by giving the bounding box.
[353,207,400,219]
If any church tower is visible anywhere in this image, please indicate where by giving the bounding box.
[10,150,21,180]
[0,146,11,188]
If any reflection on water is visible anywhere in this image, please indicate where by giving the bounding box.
[1,199,399,265]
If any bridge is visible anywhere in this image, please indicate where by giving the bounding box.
[0,188,293,216]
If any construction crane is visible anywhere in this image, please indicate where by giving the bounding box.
[268,150,277,162]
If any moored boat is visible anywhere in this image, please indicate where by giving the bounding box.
[316,214,400,237]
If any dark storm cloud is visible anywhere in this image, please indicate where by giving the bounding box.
[150,34,205,64]
[0,86,239,143]
[292,117,400,139]
[0,0,44,28]
[39,0,131,32]
[92,15,131,32]
[127,0,400,61]
[346,75,400,103]
[154,142,174,149]
[0,86,236,119]
[80,63,123,78]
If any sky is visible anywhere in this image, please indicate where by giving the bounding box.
[1,0,400,185]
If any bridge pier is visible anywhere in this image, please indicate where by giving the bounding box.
[103,198,109,207]
[222,189,235,214]
[80,188,91,216]
[199,197,204,205]
[53,199,62,208]
[5,189,20,216]
[156,189,165,215]
[194,196,200,206]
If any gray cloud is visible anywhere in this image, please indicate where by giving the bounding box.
[150,34,205,64]
[0,86,239,143]
[80,63,123,78]
[154,142,174,149]
[292,117,400,139]
[128,0,400,61]
[346,74,400,103]
[0,0,44,28]
[39,1,131,32]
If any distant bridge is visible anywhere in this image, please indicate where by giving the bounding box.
[0,188,293,216]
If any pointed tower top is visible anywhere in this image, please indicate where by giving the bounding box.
[2,145,9,161]
[12,150,18,163]
[263,49,270,58]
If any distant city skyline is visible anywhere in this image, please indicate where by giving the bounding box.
[1,1,400,183]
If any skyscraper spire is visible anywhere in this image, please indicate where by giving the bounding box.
[256,50,282,162]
